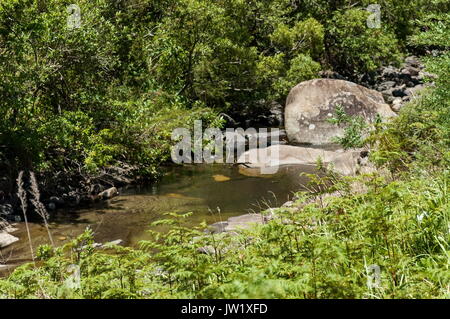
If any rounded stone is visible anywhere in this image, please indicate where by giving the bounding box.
[285,79,396,145]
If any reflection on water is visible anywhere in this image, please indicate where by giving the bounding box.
[1,164,318,273]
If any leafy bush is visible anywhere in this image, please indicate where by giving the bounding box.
[271,18,325,59]
[0,0,428,181]
[327,105,373,150]
[272,54,321,100]
[327,8,402,77]
[0,0,222,179]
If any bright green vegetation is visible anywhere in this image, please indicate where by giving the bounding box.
[0,0,442,178]
[0,1,449,299]
[327,105,374,150]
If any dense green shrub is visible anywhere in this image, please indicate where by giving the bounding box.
[0,0,222,177]
[369,11,450,173]
[272,54,321,99]
[327,8,402,77]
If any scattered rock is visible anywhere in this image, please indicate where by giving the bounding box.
[381,66,399,80]
[0,221,17,233]
[374,56,435,112]
[0,204,13,217]
[392,85,407,97]
[405,56,422,68]
[205,221,229,234]
[402,66,420,77]
[63,192,81,207]
[319,70,346,80]
[98,187,118,200]
[405,85,426,98]
[224,214,267,232]
[391,98,403,112]
[377,81,396,91]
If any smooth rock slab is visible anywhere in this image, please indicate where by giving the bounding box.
[0,231,19,248]
[237,144,374,176]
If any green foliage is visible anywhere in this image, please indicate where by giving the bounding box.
[0,0,222,177]
[271,18,324,59]
[0,0,431,179]
[327,105,371,150]
[327,8,402,77]
[409,12,450,48]
[370,55,450,172]
[271,54,321,100]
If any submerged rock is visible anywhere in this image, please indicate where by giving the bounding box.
[212,174,231,182]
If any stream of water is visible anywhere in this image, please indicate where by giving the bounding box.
[1,163,318,274]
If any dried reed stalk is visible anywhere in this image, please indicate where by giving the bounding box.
[17,171,34,262]
[30,172,54,246]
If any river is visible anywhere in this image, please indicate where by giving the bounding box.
[0,163,318,275]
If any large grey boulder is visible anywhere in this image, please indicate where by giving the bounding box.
[285,79,396,145]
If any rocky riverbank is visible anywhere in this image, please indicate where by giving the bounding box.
[1,56,434,255]
[0,163,139,223]
[320,55,435,112]
[207,56,435,241]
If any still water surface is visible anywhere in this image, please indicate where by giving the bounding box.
[1,164,317,273]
